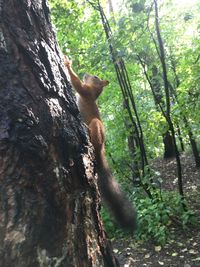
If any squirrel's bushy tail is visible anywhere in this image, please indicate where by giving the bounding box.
[97,158,137,231]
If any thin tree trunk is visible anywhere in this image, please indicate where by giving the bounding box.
[176,124,185,152]
[123,108,141,182]
[87,0,153,198]
[138,59,176,159]
[107,3,140,181]
[169,57,200,166]
[97,1,149,171]
[0,1,119,266]
[188,129,200,167]
[153,0,184,197]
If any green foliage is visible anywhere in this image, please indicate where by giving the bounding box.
[135,196,170,245]
[133,189,196,245]
[101,186,197,245]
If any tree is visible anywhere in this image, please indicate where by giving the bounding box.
[151,0,184,197]
[0,0,119,266]
[137,55,176,159]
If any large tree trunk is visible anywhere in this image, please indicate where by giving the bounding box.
[0,1,119,266]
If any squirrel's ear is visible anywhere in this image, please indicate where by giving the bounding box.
[102,80,109,87]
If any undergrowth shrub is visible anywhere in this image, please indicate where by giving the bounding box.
[101,187,196,245]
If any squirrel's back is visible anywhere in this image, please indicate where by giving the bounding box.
[77,95,101,126]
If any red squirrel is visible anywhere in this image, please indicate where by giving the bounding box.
[64,56,136,231]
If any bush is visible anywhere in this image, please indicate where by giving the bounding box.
[101,187,197,245]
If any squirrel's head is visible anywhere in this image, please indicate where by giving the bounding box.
[83,73,109,98]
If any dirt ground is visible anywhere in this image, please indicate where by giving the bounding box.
[112,154,200,267]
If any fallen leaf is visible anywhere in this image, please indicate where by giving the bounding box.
[155,246,162,252]
[144,253,150,259]
[177,242,184,247]
[141,248,147,252]
[189,249,198,255]
[181,248,188,253]
[192,257,200,261]
[126,252,131,256]
[172,252,178,257]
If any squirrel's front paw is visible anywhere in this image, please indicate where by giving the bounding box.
[64,55,72,67]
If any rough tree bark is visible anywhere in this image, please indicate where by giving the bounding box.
[0,0,119,266]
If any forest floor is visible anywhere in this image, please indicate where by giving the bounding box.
[112,153,200,267]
